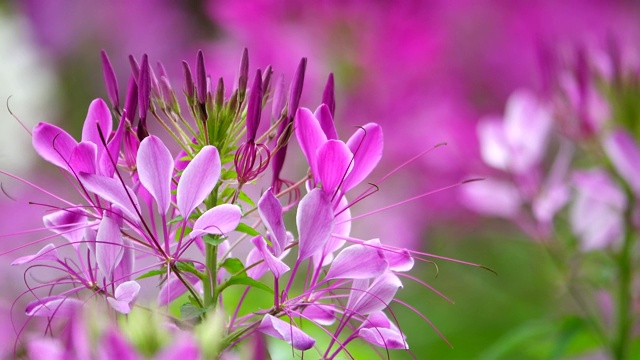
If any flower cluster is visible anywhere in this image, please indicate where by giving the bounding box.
[463,40,640,358]
[3,49,477,359]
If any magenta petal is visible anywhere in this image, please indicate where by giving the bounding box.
[460,178,521,218]
[314,104,338,140]
[26,296,83,317]
[12,243,59,265]
[155,337,199,360]
[99,112,126,177]
[358,328,408,350]
[350,272,402,315]
[79,173,140,223]
[158,273,200,306]
[27,338,64,360]
[325,242,388,280]
[258,189,287,255]
[246,248,268,279]
[604,130,640,196]
[96,213,124,277]
[81,98,113,147]
[69,141,97,174]
[251,236,290,279]
[297,189,334,261]
[177,145,221,218]
[32,122,78,170]
[258,314,315,351]
[294,108,328,182]
[191,204,242,238]
[107,281,140,314]
[99,329,139,360]
[384,248,414,272]
[137,136,174,214]
[43,208,87,245]
[477,116,510,171]
[343,123,383,191]
[316,140,353,196]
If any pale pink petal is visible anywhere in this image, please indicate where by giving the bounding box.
[603,130,640,196]
[358,328,408,349]
[350,272,403,315]
[258,189,287,255]
[26,296,83,317]
[32,122,78,170]
[384,248,414,272]
[460,178,521,218]
[251,236,290,278]
[12,243,59,265]
[81,98,113,147]
[246,247,268,279]
[297,189,334,261]
[316,140,353,196]
[137,135,174,214]
[155,337,199,360]
[99,112,127,177]
[190,204,242,238]
[177,145,221,218]
[477,116,509,171]
[302,303,335,326]
[258,314,315,350]
[78,173,140,223]
[107,281,140,314]
[98,329,139,360]
[294,108,328,182]
[158,273,200,306]
[314,104,338,140]
[42,208,87,245]
[96,213,124,277]
[27,338,64,360]
[343,123,383,191]
[325,242,388,280]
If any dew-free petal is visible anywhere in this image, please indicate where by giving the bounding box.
[12,243,59,265]
[358,327,408,349]
[69,141,97,174]
[26,296,83,317]
[107,281,140,314]
[258,189,287,255]
[191,204,242,238]
[316,140,353,196]
[350,272,403,315]
[43,208,87,245]
[81,98,112,147]
[137,136,174,214]
[297,189,334,261]
[177,145,221,218]
[33,122,78,170]
[251,236,290,279]
[258,314,315,350]
[603,129,640,196]
[79,173,140,223]
[96,213,124,277]
[158,273,201,306]
[343,123,383,191]
[314,104,338,140]
[325,242,388,280]
[295,108,327,182]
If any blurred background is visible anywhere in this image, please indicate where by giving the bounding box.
[2,0,640,358]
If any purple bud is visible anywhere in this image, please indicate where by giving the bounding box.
[196,50,207,105]
[322,73,335,117]
[214,77,225,109]
[262,65,273,96]
[288,58,307,118]
[271,75,286,121]
[246,69,263,141]
[182,60,195,99]
[159,76,175,109]
[237,48,249,97]
[123,75,138,123]
[138,54,151,123]
[128,55,140,82]
[156,61,168,78]
[100,50,120,111]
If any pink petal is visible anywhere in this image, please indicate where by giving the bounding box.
[27,339,64,360]
[316,140,353,196]
[384,248,414,272]
[314,104,338,140]
[343,123,383,191]
[350,272,403,315]
[460,178,521,218]
[177,145,221,218]
[258,189,287,255]
[32,122,78,170]
[155,337,199,360]
[42,208,87,245]
[158,273,200,306]
[26,296,83,317]
[191,204,242,238]
[12,243,59,265]
[246,247,268,279]
[251,236,290,279]
[78,173,140,223]
[107,281,140,314]
[294,108,328,182]
[325,242,388,280]
[302,303,335,326]
[69,141,97,174]
[81,98,113,147]
[297,189,334,261]
[358,328,408,349]
[603,130,640,196]
[477,116,510,171]
[99,329,139,360]
[258,314,315,351]
[137,136,174,214]
[96,213,124,277]
[99,112,126,177]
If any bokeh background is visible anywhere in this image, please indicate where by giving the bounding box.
[2,0,640,358]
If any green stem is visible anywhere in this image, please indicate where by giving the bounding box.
[203,185,220,310]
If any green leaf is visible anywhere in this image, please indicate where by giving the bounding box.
[175,261,201,277]
[203,234,225,246]
[136,269,166,280]
[167,215,184,225]
[221,169,238,181]
[180,303,205,321]
[235,223,260,237]
[237,191,255,207]
[220,257,244,274]
[222,275,273,294]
